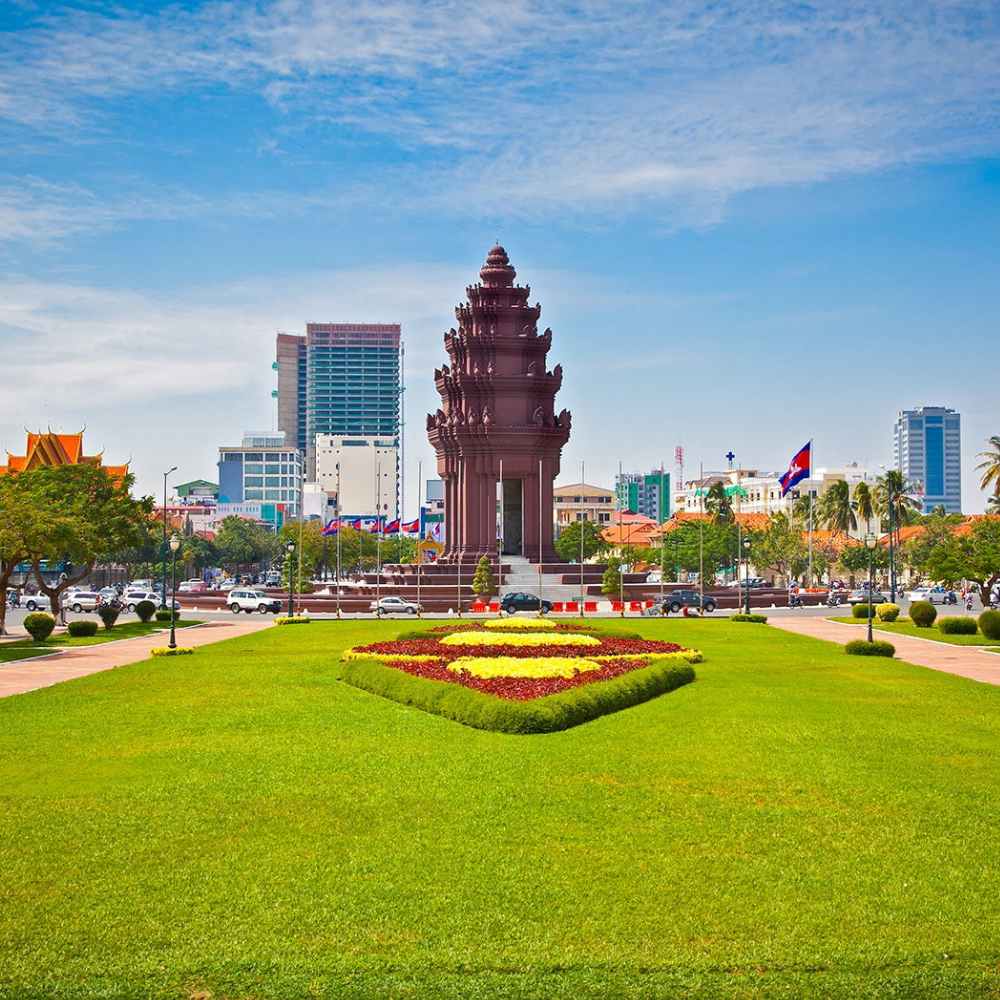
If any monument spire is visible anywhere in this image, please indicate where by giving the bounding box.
[427,245,571,564]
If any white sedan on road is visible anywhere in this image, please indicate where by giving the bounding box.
[907,585,956,604]
[370,596,422,615]
[21,593,52,612]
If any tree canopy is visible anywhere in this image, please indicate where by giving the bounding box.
[554,520,606,563]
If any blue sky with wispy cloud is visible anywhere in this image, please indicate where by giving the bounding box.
[1,1,998,509]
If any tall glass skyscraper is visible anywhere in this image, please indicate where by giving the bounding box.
[276,323,401,479]
[893,406,962,513]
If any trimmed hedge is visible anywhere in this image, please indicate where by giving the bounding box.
[909,600,937,627]
[23,612,55,643]
[135,599,156,623]
[876,603,901,622]
[852,603,876,619]
[97,603,121,630]
[275,616,311,625]
[151,647,194,656]
[939,616,979,635]
[67,620,99,638]
[730,613,768,623]
[154,609,178,623]
[340,656,696,734]
[845,639,896,657]
[979,609,1000,640]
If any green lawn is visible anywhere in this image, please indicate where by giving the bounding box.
[0,620,201,663]
[1,619,999,999]
[829,616,999,646]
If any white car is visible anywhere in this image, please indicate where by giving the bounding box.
[228,589,281,614]
[67,591,103,613]
[370,595,422,615]
[123,590,176,612]
[907,586,955,605]
[22,593,52,612]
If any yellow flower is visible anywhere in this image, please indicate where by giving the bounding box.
[343,649,442,663]
[447,656,604,679]
[482,618,553,631]
[439,631,600,647]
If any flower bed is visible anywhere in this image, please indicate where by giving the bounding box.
[340,626,701,731]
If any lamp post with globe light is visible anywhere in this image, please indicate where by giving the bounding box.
[285,540,296,617]
[742,536,752,615]
[865,531,878,643]
[160,466,177,609]
[167,534,181,650]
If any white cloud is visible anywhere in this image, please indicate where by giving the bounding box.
[0,1,997,234]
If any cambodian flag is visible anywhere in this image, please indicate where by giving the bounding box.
[350,518,363,531]
[779,441,812,496]
[321,518,340,536]
[402,518,420,535]
[367,517,383,534]
[384,519,400,535]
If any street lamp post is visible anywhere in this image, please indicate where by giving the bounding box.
[160,466,177,609]
[167,534,180,650]
[742,537,752,615]
[286,540,296,617]
[865,531,877,643]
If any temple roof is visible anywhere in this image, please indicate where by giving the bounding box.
[0,430,128,481]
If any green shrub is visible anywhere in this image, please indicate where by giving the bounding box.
[909,601,937,627]
[275,615,311,625]
[135,599,156,623]
[67,620,98,638]
[852,603,876,619]
[155,609,178,623]
[979,609,1000,640]
[340,656,696,734]
[845,639,895,657]
[23,612,55,643]
[150,647,193,656]
[938,616,978,635]
[730,613,768,623]
[876,603,900,622]
[97,603,121,631]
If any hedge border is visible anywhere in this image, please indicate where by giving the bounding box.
[340,656,696,734]
[730,613,768,623]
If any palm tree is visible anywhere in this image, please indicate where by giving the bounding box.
[817,480,857,535]
[977,436,1000,498]
[791,491,816,526]
[853,481,874,527]
[988,494,1000,514]
[874,470,921,531]
[704,481,733,523]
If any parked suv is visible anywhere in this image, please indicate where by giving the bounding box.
[67,591,102,613]
[228,589,282,614]
[499,592,553,615]
[653,589,717,614]
[22,593,51,612]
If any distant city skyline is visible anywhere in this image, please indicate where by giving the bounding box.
[0,3,997,513]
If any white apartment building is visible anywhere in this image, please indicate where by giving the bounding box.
[315,434,398,519]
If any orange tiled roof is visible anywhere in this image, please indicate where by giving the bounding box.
[601,521,660,545]
[656,511,772,535]
[0,431,127,482]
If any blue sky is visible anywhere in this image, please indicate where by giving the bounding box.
[1,1,998,512]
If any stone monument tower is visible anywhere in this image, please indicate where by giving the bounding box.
[426,245,571,564]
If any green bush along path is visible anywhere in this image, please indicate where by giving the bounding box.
[0,620,202,663]
[829,616,999,647]
[1,619,999,998]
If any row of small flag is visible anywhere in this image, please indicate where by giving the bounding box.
[322,517,422,537]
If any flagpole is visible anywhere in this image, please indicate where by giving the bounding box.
[296,463,305,615]
[375,459,381,614]
[659,461,665,608]
[416,459,422,617]
[699,461,705,616]
[457,459,463,617]
[499,456,504,573]
[807,438,814,589]
[580,459,586,616]
[336,462,342,619]
[538,458,543,611]
[618,459,624,616]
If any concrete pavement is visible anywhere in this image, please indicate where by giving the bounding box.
[771,616,1000,686]
[0,618,272,699]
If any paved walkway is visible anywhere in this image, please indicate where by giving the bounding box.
[771,617,1000,686]
[0,619,272,699]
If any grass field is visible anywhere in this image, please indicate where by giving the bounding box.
[0,620,201,663]
[2,619,999,999]
[829,615,1000,646]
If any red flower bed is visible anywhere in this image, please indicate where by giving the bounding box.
[352,636,683,661]
[385,656,654,700]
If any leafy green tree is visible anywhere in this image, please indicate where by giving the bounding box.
[751,513,808,583]
[817,480,857,535]
[180,535,217,575]
[22,465,154,622]
[601,558,622,596]
[554,520,605,563]
[0,473,36,636]
[471,556,496,598]
[215,516,276,575]
[838,542,887,586]
[921,519,1000,596]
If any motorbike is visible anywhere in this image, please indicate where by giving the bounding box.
[825,590,844,608]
